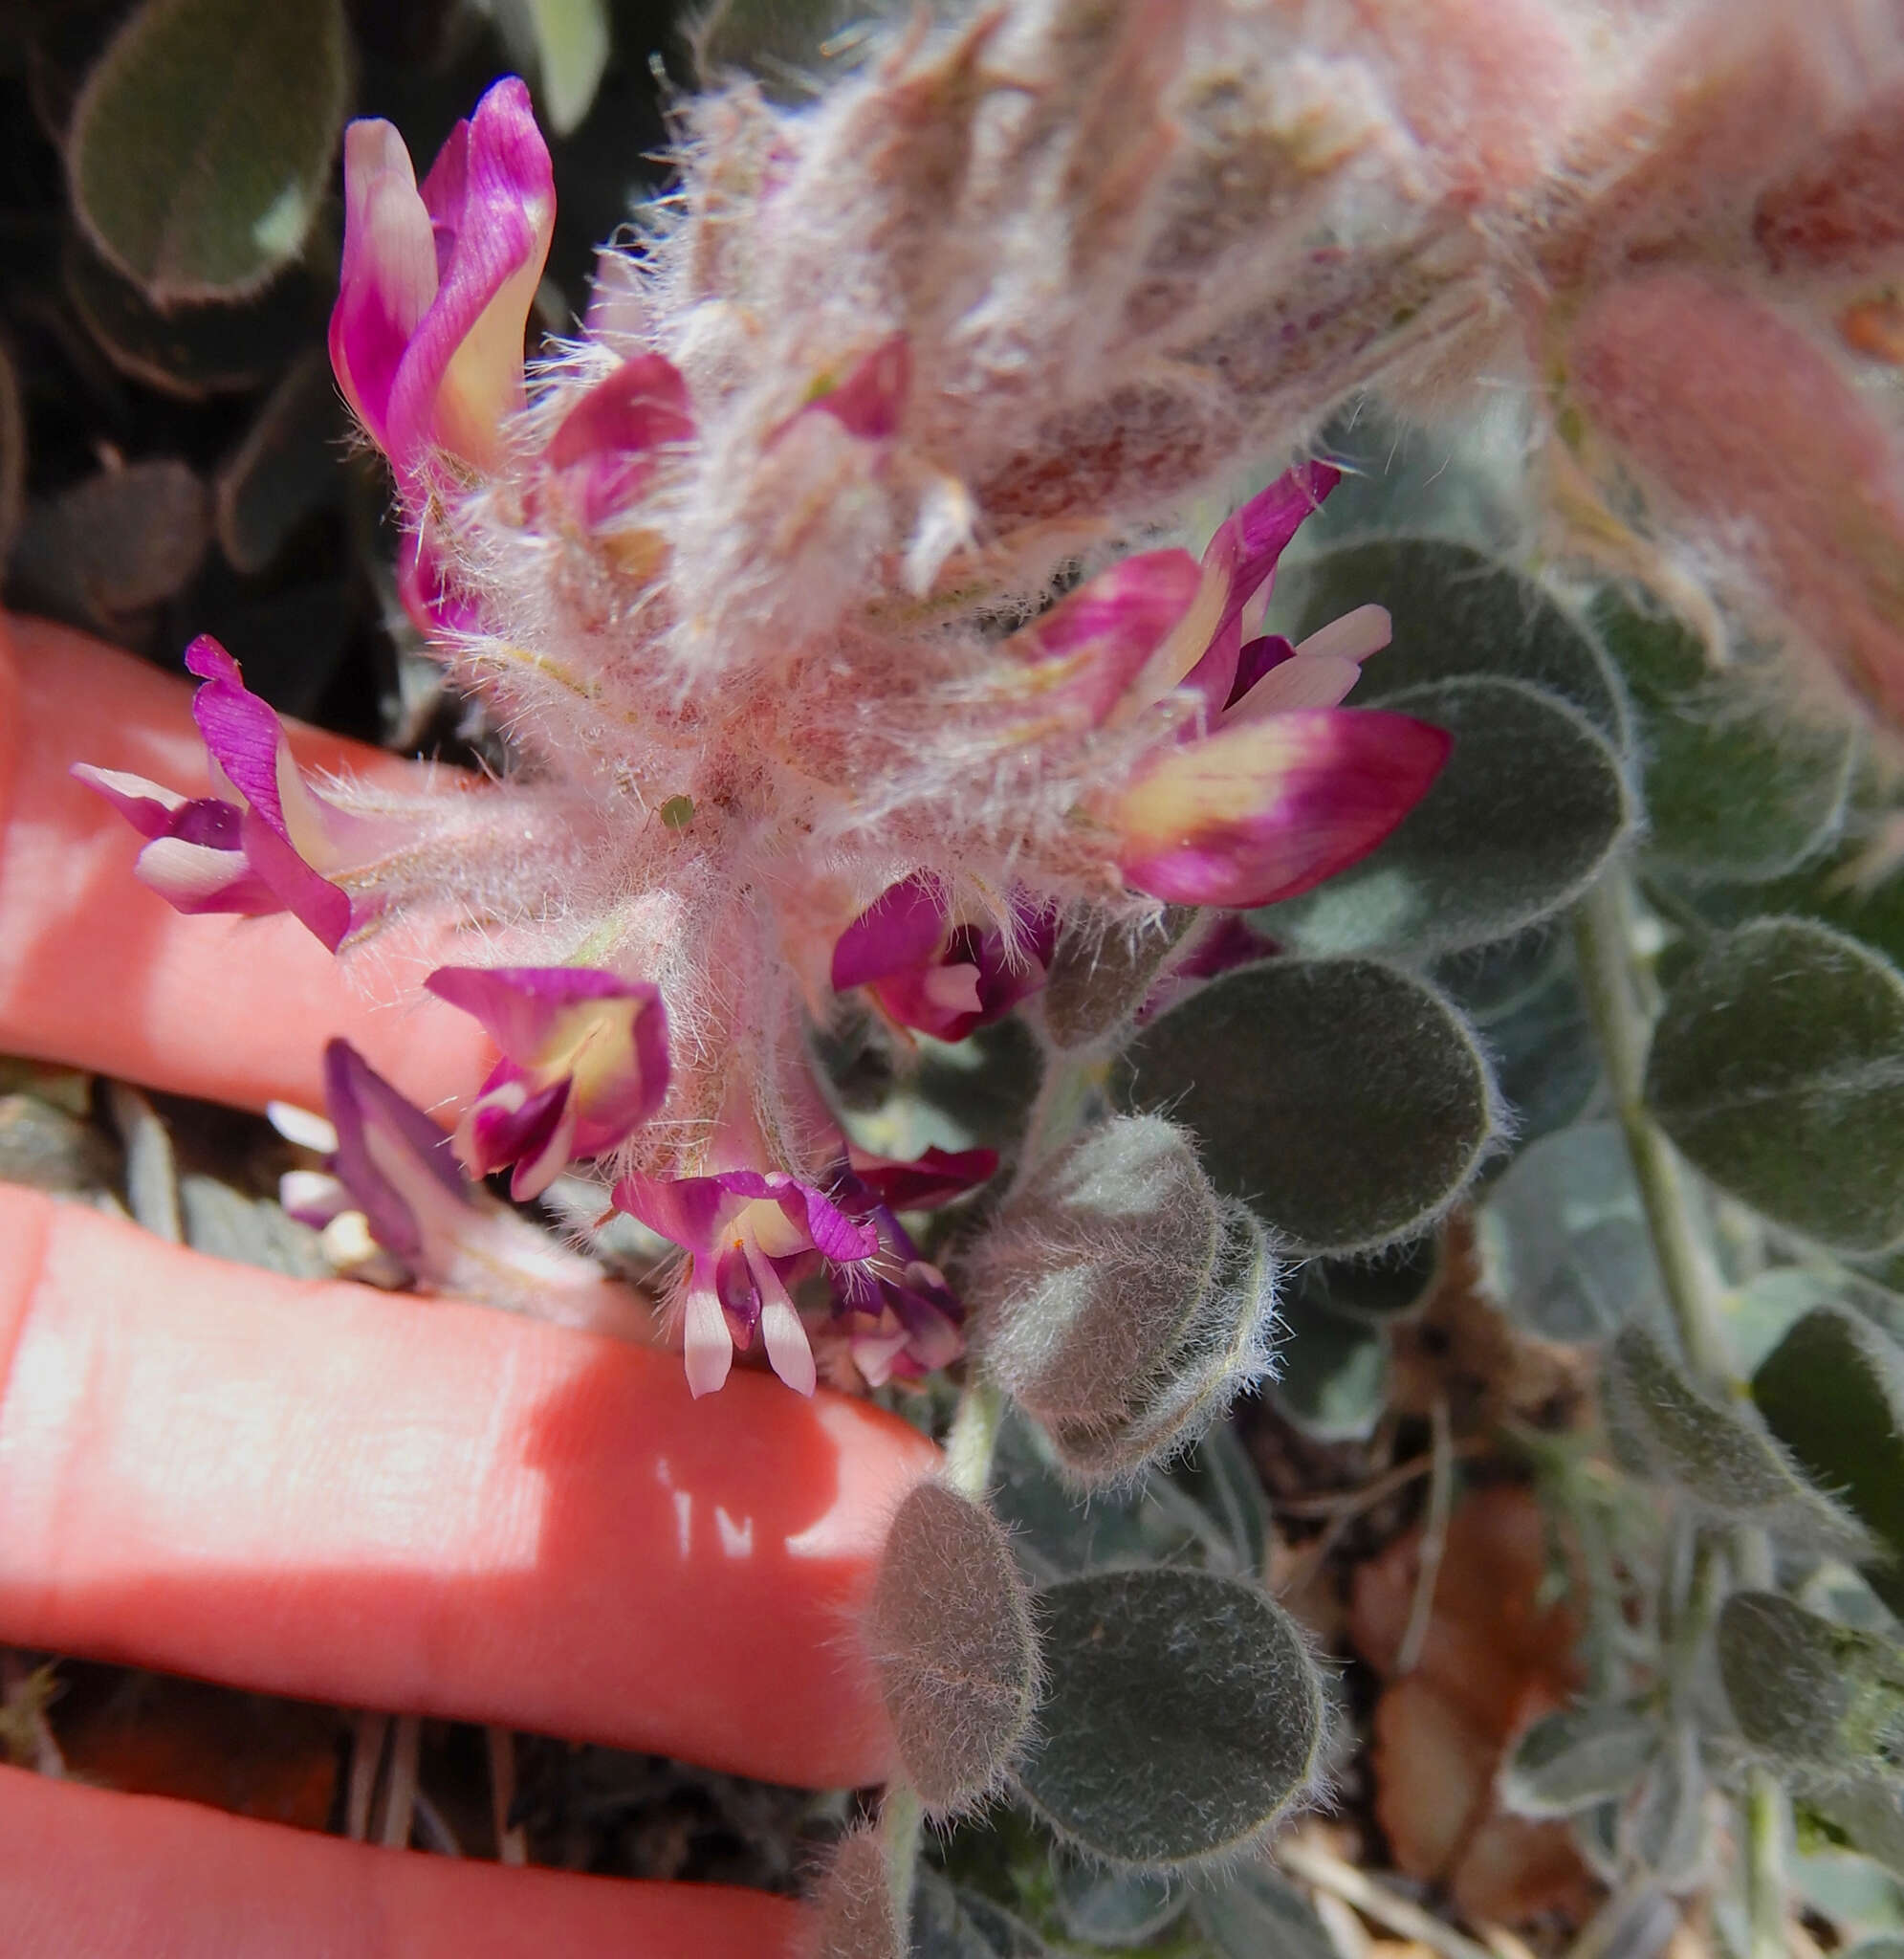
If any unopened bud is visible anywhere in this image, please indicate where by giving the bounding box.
[804,1824,901,1959]
[963,1116,1280,1485]
[865,1482,1040,1816]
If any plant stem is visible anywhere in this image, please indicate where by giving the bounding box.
[1572,872,1731,1381]
[1743,1767,1787,1959]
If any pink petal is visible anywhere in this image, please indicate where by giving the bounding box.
[831,874,952,992]
[70,763,191,839]
[1116,708,1452,909]
[846,1144,998,1211]
[323,1039,473,1261]
[1007,550,1203,728]
[328,119,438,453]
[756,1264,818,1397]
[545,354,694,525]
[385,77,556,475]
[611,1170,738,1259]
[133,834,280,916]
[813,334,910,442]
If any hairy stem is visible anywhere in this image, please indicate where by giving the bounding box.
[1572,872,1731,1380]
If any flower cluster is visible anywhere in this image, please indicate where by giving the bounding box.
[78,53,1455,1398]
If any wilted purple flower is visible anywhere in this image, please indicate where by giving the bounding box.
[74,637,363,949]
[329,77,556,480]
[424,965,669,1200]
[831,876,1060,1042]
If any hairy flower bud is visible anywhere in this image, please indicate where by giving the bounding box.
[963,1115,1280,1485]
[803,1824,902,1959]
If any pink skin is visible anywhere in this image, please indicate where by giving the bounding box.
[0,618,937,1950]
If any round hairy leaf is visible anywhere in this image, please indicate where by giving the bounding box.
[1269,1274,1391,1443]
[1501,1703,1661,1819]
[1595,595,1852,882]
[1125,959,1497,1255]
[967,1118,1277,1486]
[1260,677,1633,958]
[11,458,209,628]
[809,1825,901,1959]
[1754,1307,1904,1615]
[62,234,327,401]
[1014,1568,1324,1868]
[1644,919,1904,1252]
[215,350,348,574]
[1311,1231,1444,1321]
[1605,1325,1867,1548]
[1050,1854,1182,1948]
[1478,1123,1664,1342]
[1192,1862,1338,1959]
[68,0,348,302]
[866,1483,1039,1815]
[1276,536,1629,743]
[910,1874,1047,1958]
[1718,1593,1904,1784]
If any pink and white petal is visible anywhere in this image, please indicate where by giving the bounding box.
[132,835,280,916]
[846,1144,998,1211]
[1225,653,1366,716]
[831,874,952,992]
[780,1183,880,1265]
[328,119,439,450]
[755,1263,818,1397]
[509,1090,581,1202]
[681,1275,736,1398]
[1293,603,1392,667]
[1009,549,1203,726]
[391,77,556,473]
[427,964,643,1062]
[1116,708,1451,910]
[69,763,191,838]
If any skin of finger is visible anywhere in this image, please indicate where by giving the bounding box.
[0,613,491,1117]
[0,1187,938,1791]
[0,1766,808,1959]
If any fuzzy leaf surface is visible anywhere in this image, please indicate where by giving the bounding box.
[1125,959,1496,1254]
[1604,1325,1866,1547]
[1500,1702,1662,1818]
[1013,1568,1324,1868]
[1595,595,1852,882]
[68,0,348,301]
[1191,1862,1338,1959]
[1644,919,1904,1252]
[1754,1307,1904,1615]
[1260,676,1632,958]
[1049,1854,1181,1948]
[1268,1273,1390,1443]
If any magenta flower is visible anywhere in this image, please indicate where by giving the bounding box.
[74,637,360,949]
[329,77,556,481]
[613,1166,881,1398]
[831,875,1061,1042]
[423,966,669,1200]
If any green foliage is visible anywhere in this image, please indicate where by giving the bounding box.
[1125,958,1498,1255]
[1191,1862,1339,1959]
[1013,1569,1325,1869]
[1718,1593,1904,1784]
[1049,1854,1182,1948]
[1500,1701,1663,1818]
[911,1872,1049,1958]
[1604,1325,1868,1547]
[214,351,349,575]
[1645,918,1904,1253]
[67,0,349,302]
[1754,1308,1904,1615]
[1595,594,1853,882]
[1267,1271,1391,1443]
[1037,908,1199,1054]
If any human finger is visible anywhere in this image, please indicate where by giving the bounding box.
[0,1186,937,1791]
[0,613,490,1116]
[0,1766,807,1959]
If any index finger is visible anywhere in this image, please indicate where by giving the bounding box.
[0,613,489,1115]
